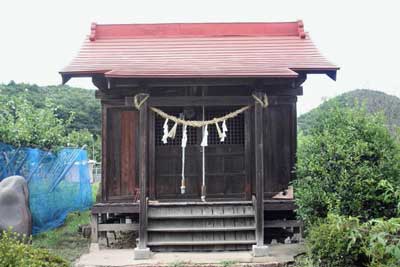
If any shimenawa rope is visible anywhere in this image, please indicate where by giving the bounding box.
[132,92,269,199]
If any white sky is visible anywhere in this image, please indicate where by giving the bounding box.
[0,0,399,114]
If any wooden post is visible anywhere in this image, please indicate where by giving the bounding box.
[138,99,148,250]
[254,91,265,247]
[91,213,98,243]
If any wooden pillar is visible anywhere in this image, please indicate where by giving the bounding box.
[138,99,148,250]
[91,213,98,243]
[254,91,265,246]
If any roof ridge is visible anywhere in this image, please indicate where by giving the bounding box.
[88,21,307,41]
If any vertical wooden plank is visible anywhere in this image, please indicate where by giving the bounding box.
[106,109,121,198]
[101,104,108,202]
[91,213,98,243]
[254,91,265,246]
[138,100,149,249]
[148,110,156,199]
[244,109,251,200]
[290,98,297,181]
[264,97,295,195]
[120,110,137,196]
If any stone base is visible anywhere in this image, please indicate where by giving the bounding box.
[252,244,269,257]
[89,243,99,252]
[133,247,151,260]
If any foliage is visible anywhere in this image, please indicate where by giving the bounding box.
[304,214,365,267]
[294,104,400,226]
[32,183,98,263]
[63,129,101,160]
[1,81,101,135]
[220,260,238,267]
[363,218,400,267]
[0,97,70,149]
[32,211,91,264]
[168,261,187,267]
[0,229,68,267]
[298,215,400,267]
[0,93,100,160]
[298,89,400,136]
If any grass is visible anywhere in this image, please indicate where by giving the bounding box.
[31,182,99,265]
[92,181,100,201]
[32,211,91,264]
[168,260,188,267]
[219,260,239,267]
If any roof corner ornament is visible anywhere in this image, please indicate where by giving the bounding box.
[297,20,306,39]
[89,22,97,41]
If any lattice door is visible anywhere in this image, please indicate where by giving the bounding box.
[153,107,248,200]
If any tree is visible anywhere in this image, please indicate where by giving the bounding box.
[0,82,101,136]
[0,95,97,155]
[294,103,400,226]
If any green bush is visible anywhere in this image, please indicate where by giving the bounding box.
[0,95,98,155]
[363,218,400,267]
[0,230,68,267]
[294,104,400,226]
[300,215,400,267]
[305,214,365,267]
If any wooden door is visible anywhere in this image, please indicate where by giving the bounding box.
[204,108,248,200]
[104,108,138,202]
[153,108,201,200]
[152,107,249,201]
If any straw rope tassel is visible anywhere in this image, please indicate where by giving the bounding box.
[201,125,208,147]
[162,118,169,144]
[168,121,178,139]
[215,121,227,142]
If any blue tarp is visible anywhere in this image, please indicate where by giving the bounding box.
[0,143,92,234]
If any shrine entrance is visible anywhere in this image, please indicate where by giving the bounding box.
[151,106,251,201]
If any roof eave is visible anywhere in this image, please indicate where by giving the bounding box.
[292,68,339,81]
[59,70,108,85]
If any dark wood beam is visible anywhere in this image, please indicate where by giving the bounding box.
[150,96,252,106]
[254,91,265,246]
[126,96,252,107]
[91,202,140,214]
[138,98,149,250]
[111,77,297,88]
[264,200,296,211]
[92,75,109,91]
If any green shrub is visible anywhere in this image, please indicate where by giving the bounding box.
[294,104,400,226]
[300,215,400,267]
[0,230,68,267]
[363,218,400,267]
[305,214,366,267]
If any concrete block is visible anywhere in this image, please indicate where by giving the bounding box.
[252,244,269,257]
[133,247,151,260]
[89,243,99,252]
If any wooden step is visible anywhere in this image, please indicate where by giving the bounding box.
[148,205,254,219]
[147,226,255,232]
[147,203,256,251]
[148,240,256,246]
[149,201,252,206]
[148,213,254,219]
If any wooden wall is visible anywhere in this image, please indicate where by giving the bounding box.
[102,106,139,202]
[96,78,302,202]
[263,96,297,197]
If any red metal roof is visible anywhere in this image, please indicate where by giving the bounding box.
[60,21,338,81]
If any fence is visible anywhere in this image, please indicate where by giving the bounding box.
[0,143,92,234]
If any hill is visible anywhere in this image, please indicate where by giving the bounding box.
[0,81,101,136]
[298,89,400,135]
